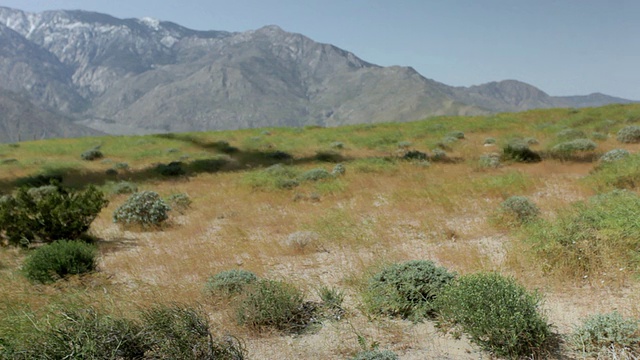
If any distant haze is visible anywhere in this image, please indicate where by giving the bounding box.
[0,0,637,101]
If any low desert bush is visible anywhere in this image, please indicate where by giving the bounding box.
[436,272,552,359]
[557,128,586,140]
[23,240,97,283]
[299,168,333,182]
[364,260,456,321]
[431,148,448,162]
[165,193,192,214]
[549,139,597,160]
[600,148,630,163]
[478,153,501,168]
[587,152,640,190]
[402,150,428,161]
[235,279,312,333]
[113,191,171,228]
[155,161,185,176]
[523,190,640,279]
[447,131,465,139]
[332,163,346,176]
[0,185,108,245]
[351,350,399,360]
[498,196,540,225]
[483,137,497,145]
[80,147,103,161]
[570,311,640,358]
[107,180,138,195]
[502,141,541,163]
[204,269,259,297]
[616,125,640,143]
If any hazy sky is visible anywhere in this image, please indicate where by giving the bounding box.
[1,0,638,100]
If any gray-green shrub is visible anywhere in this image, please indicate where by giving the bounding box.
[113,191,171,228]
[108,181,138,195]
[351,350,399,360]
[499,196,540,224]
[600,148,630,163]
[570,311,640,358]
[299,168,333,182]
[479,153,501,168]
[364,260,456,321]
[557,128,586,140]
[80,148,103,161]
[23,240,97,283]
[436,272,552,359]
[502,141,541,163]
[165,193,192,214]
[236,279,311,332]
[550,139,597,159]
[204,269,259,297]
[617,125,640,143]
[402,150,428,161]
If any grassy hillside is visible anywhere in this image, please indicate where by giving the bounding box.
[2,104,640,359]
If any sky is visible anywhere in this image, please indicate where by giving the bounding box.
[1,0,638,100]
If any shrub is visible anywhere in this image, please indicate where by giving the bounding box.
[479,153,501,168]
[499,196,540,224]
[502,141,541,163]
[0,185,108,246]
[524,137,539,145]
[570,311,640,358]
[330,141,345,149]
[165,193,192,214]
[557,128,586,140]
[436,273,552,358]
[114,162,130,170]
[113,191,171,228]
[592,132,608,141]
[108,181,138,195]
[14,173,63,189]
[155,161,185,176]
[600,148,630,163]
[616,125,640,143]
[550,139,597,159]
[331,163,346,176]
[236,279,311,332]
[402,150,428,161]
[299,168,333,182]
[204,269,259,297]
[364,260,456,321]
[483,137,496,145]
[447,131,465,139]
[396,141,412,149]
[430,148,448,162]
[105,168,118,176]
[351,350,399,360]
[80,148,103,161]
[141,303,247,359]
[285,231,319,251]
[440,136,459,145]
[265,150,293,161]
[23,240,97,283]
[588,152,640,190]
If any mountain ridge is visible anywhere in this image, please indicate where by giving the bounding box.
[0,6,635,140]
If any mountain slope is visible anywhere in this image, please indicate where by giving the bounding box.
[0,6,635,137]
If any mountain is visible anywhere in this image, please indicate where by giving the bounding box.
[0,6,635,138]
[0,88,102,142]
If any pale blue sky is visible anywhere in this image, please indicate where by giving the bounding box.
[1,0,638,100]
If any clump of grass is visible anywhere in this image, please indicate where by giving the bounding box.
[165,193,192,214]
[351,350,399,360]
[106,180,138,195]
[588,152,640,190]
[113,191,171,229]
[351,157,397,174]
[243,164,300,190]
[235,279,313,333]
[396,141,412,149]
[363,260,456,321]
[497,196,540,225]
[616,125,640,143]
[483,137,497,145]
[204,269,259,297]
[523,190,640,279]
[436,272,552,359]
[570,311,640,359]
[22,240,97,283]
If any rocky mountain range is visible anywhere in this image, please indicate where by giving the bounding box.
[0,6,635,141]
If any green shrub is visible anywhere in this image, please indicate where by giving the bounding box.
[592,132,608,141]
[351,350,399,360]
[165,193,192,214]
[243,164,300,190]
[114,162,130,170]
[570,311,640,358]
[523,190,640,279]
[113,191,171,228]
[236,279,312,332]
[402,150,428,161]
[436,273,552,358]
[431,148,448,162]
[155,161,185,176]
[396,141,412,149]
[330,141,345,149]
[141,303,247,359]
[332,163,346,176]
[502,141,541,163]
[107,181,138,195]
[9,305,247,360]
[557,128,586,140]
[0,185,108,246]
[483,137,497,145]
[299,168,333,182]
[499,196,540,224]
[204,269,259,297]
[600,148,630,163]
[23,240,97,283]
[616,125,640,143]
[479,153,501,168]
[550,139,597,159]
[80,148,103,161]
[364,260,456,321]
[447,131,465,139]
[524,137,539,145]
